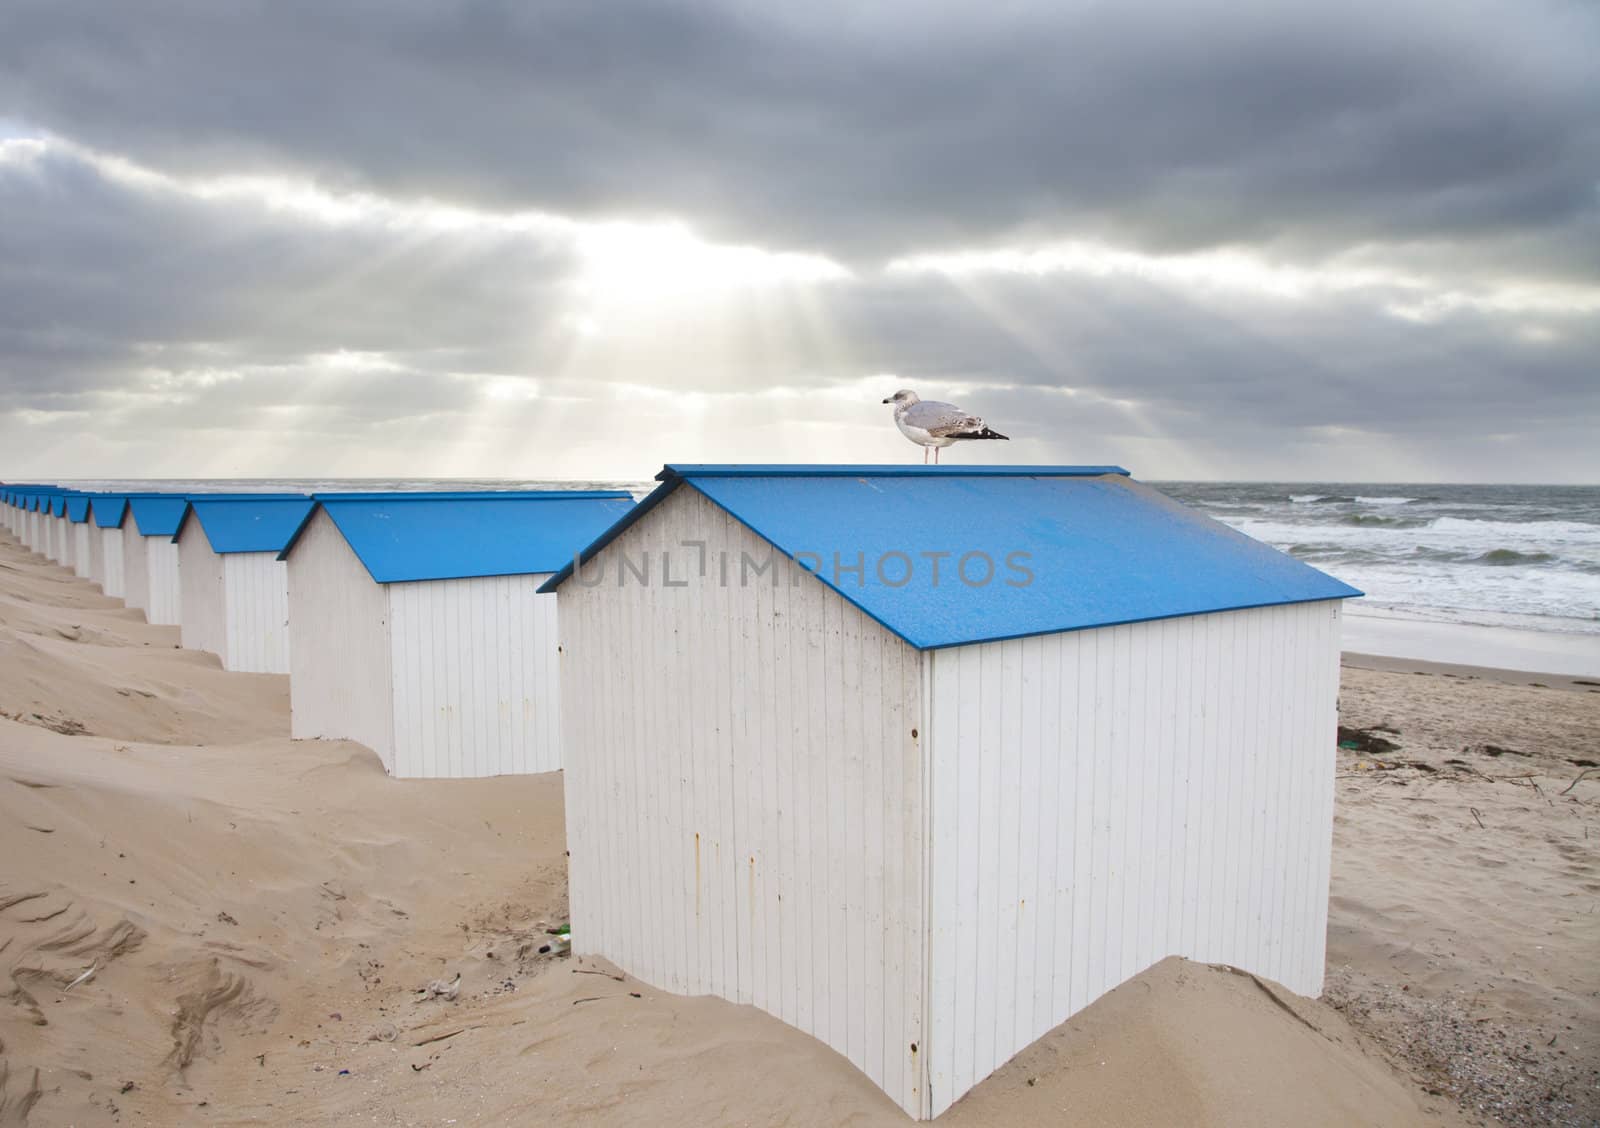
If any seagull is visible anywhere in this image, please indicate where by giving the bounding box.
[883,389,1010,463]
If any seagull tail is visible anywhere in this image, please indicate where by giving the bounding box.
[955,426,1009,440]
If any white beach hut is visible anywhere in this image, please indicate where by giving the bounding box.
[28,490,57,560]
[41,494,60,561]
[0,486,34,539]
[3,489,23,541]
[24,492,48,553]
[33,490,61,561]
[14,491,30,546]
[279,490,634,778]
[122,496,188,625]
[46,494,65,566]
[22,493,40,550]
[541,464,1362,1119]
[50,494,77,566]
[174,494,313,673]
[2,487,19,536]
[66,495,94,579]
[88,495,130,597]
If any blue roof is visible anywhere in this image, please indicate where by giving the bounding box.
[281,491,636,582]
[90,496,128,528]
[126,496,190,538]
[179,495,317,553]
[540,465,1361,650]
[66,496,92,522]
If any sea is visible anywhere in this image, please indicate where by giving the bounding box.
[54,477,1600,670]
[1154,482,1600,642]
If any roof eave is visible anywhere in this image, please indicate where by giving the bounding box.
[537,476,686,593]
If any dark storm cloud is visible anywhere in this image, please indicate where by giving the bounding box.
[2,139,1595,466]
[1,0,1596,271]
[0,143,583,409]
[824,270,1600,439]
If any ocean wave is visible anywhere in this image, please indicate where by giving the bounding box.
[1431,516,1600,543]
[1338,514,1430,528]
[1472,548,1557,567]
[1353,496,1415,505]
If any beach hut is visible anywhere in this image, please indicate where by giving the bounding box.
[174,494,313,673]
[66,495,94,578]
[540,464,1362,1119]
[0,486,32,539]
[88,495,130,597]
[24,492,46,553]
[43,494,60,562]
[49,494,75,567]
[279,490,635,777]
[27,490,52,558]
[18,492,34,548]
[122,496,188,624]
[28,489,62,558]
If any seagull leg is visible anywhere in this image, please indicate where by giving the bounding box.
[923,446,929,464]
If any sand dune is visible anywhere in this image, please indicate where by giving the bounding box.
[2,529,1593,1125]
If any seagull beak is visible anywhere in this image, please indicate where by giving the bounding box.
[881,397,892,404]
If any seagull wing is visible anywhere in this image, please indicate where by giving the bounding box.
[905,399,989,437]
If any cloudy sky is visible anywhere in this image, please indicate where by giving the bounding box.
[2,0,1596,483]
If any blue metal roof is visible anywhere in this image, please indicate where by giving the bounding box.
[179,495,317,553]
[281,492,636,582]
[126,496,190,538]
[540,465,1361,650]
[660,464,1132,478]
[90,496,128,528]
[66,496,92,522]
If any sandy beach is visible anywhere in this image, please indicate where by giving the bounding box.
[1,529,1595,1126]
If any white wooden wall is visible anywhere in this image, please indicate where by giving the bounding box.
[287,509,395,765]
[88,528,105,588]
[178,521,228,662]
[388,571,562,778]
[122,528,152,613]
[51,518,69,563]
[922,600,1341,1116]
[99,527,125,598]
[222,552,291,674]
[72,524,91,576]
[146,540,182,625]
[558,486,929,1116]
[57,517,75,569]
[73,525,92,578]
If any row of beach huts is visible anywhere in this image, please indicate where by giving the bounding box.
[1,467,1360,1119]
